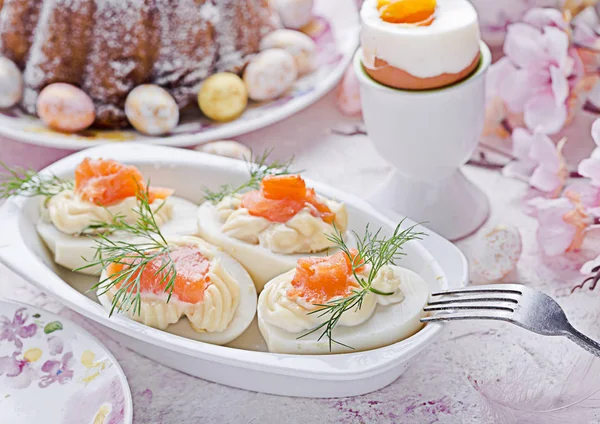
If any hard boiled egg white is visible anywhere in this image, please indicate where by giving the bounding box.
[258,266,430,354]
[37,196,199,275]
[97,236,257,345]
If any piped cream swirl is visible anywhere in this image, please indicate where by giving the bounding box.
[216,194,348,254]
[105,236,240,332]
[43,189,173,235]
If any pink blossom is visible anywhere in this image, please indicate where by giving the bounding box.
[581,254,600,275]
[488,9,581,135]
[39,352,74,388]
[503,128,567,195]
[0,307,37,349]
[530,193,592,256]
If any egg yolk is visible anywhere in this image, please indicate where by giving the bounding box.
[377,0,436,25]
[241,174,335,224]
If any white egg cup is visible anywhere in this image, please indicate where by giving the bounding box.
[353,42,492,241]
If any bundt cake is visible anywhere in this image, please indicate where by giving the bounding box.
[0,0,279,128]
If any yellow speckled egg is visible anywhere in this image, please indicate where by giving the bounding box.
[198,73,248,122]
[36,83,95,133]
[125,85,179,136]
[0,57,23,108]
[243,49,298,102]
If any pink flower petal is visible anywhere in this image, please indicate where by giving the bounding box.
[524,92,567,134]
[336,65,362,116]
[565,180,600,208]
[578,157,600,186]
[528,131,560,169]
[504,23,547,68]
[531,197,576,256]
[522,8,568,31]
[591,118,600,147]
[581,255,600,275]
[530,165,562,192]
[486,57,512,99]
[498,66,537,113]
[502,160,536,179]
[543,26,570,70]
[512,127,534,158]
[550,65,568,105]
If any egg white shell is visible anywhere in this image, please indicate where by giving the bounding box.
[37,196,199,275]
[97,244,257,345]
[470,225,522,283]
[257,266,429,354]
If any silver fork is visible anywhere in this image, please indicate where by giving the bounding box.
[421,283,600,357]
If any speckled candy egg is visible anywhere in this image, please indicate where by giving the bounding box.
[260,29,316,75]
[273,0,314,29]
[125,85,179,136]
[336,65,362,116]
[198,73,248,122]
[195,140,252,161]
[36,83,95,133]
[0,57,23,108]
[243,49,298,102]
[470,225,522,284]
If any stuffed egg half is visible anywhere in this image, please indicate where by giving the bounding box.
[98,235,257,345]
[197,174,349,292]
[37,158,198,275]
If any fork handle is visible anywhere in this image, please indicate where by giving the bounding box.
[565,327,600,358]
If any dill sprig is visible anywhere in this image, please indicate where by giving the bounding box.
[0,162,73,199]
[76,188,176,317]
[203,150,295,203]
[299,220,425,351]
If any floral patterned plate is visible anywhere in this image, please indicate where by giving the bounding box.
[0,299,133,424]
[0,0,359,151]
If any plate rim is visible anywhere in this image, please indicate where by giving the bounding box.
[0,297,134,424]
[0,4,359,150]
[0,143,468,380]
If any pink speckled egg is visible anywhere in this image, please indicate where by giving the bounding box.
[0,57,23,108]
[243,49,298,102]
[336,65,362,116]
[36,83,95,133]
[470,225,522,284]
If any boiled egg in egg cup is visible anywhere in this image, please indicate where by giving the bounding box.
[257,233,430,354]
[97,235,257,345]
[197,174,349,292]
[355,0,492,240]
[36,158,199,275]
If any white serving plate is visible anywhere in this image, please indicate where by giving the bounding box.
[0,0,358,150]
[0,143,468,398]
[0,299,133,424]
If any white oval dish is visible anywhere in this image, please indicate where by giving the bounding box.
[0,299,133,424]
[0,143,468,397]
[0,0,358,150]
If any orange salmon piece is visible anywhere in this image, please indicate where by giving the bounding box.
[75,158,173,206]
[241,174,334,224]
[107,245,211,304]
[288,249,364,304]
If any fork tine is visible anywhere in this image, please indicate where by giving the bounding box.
[421,310,514,323]
[432,284,523,297]
[424,304,515,312]
[427,295,519,306]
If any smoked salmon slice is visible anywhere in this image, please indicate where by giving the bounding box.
[288,250,364,304]
[75,158,173,206]
[107,245,211,304]
[241,174,335,224]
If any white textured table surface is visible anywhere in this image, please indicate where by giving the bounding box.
[2,91,600,423]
